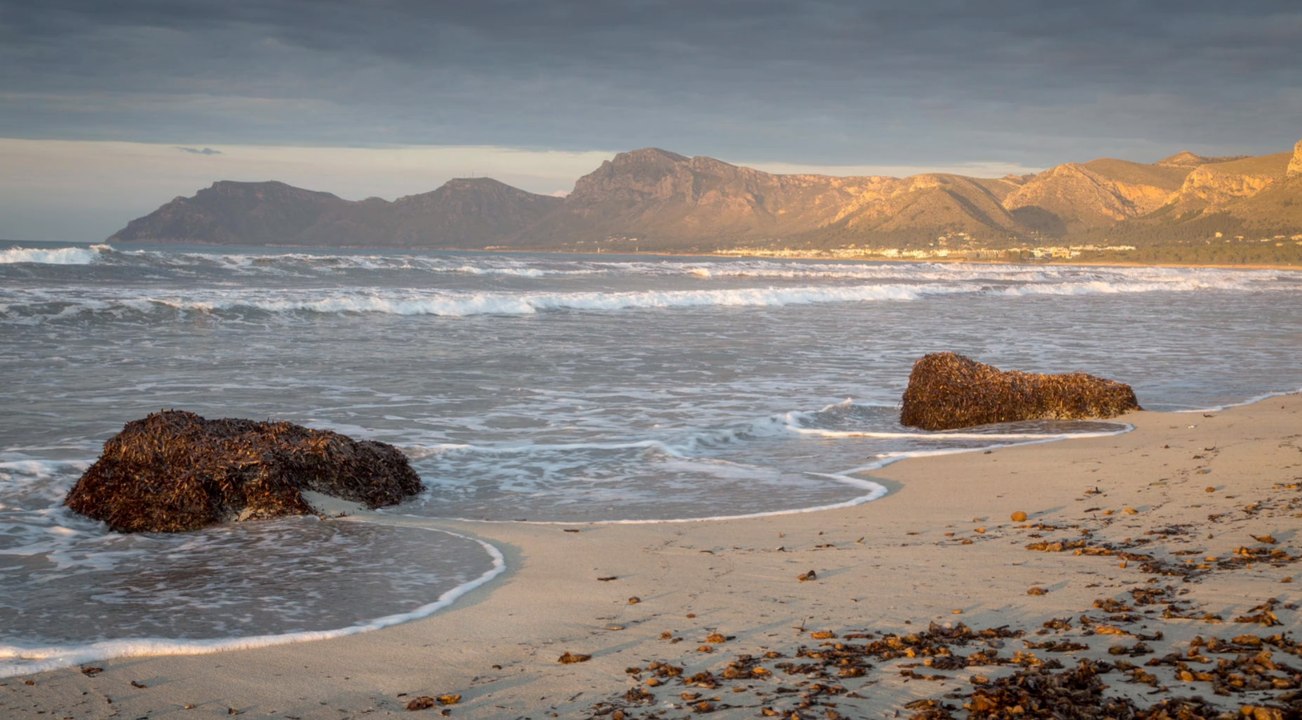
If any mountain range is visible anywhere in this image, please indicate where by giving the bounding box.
[111,138,1302,261]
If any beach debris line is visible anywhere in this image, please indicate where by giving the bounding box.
[899,352,1140,430]
[64,410,423,532]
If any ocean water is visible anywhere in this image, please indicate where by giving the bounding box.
[1,240,1299,674]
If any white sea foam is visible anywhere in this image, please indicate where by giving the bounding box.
[0,282,979,322]
[0,244,111,265]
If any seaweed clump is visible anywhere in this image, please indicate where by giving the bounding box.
[65,410,423,533]
[900,352,1141,431]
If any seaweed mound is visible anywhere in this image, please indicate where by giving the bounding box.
[900,353,1140,431]
[65,410,423,532]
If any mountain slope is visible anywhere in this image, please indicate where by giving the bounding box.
[1002,159,1191,235]
[519,149,1025,249]
[111,181,352,245]
[111,178,561,247]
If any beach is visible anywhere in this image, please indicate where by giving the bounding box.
[3,393,1297,718]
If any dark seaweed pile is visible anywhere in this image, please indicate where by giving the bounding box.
[900,352,1141,431]
[65,410,422,532]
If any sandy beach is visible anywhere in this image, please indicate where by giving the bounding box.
[2,395,1298,718]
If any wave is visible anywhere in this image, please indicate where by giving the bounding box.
[0,244,111,265]
[0,282,976,322]
[4,269,1290,323]
[6,246,1297,287]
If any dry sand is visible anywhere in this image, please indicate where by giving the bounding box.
[2,395,1298,718]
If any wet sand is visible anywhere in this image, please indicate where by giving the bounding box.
[2,395,1298,718]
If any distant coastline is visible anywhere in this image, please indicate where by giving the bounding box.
[103,138,1302,267]
[5,237,1301,271]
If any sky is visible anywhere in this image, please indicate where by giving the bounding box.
[2,0,1300,241]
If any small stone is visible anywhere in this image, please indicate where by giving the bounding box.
[1010,511,1028,522]
[1027,586,1047,596]
[797,570,817,582]
[437,694,461,706]
[1205,486,1216,493]
[558,652,592,664]
[627,596,641,605]
[1122,506,1138,515]
[406,696,437,711]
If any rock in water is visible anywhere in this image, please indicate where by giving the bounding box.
[899,353,1140,431]
[65,410,423,532]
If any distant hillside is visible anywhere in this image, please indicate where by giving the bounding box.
[518,149,1023,250]
[111,178,560,247]
[1002,159,1190,235]
[110,138,1302,263]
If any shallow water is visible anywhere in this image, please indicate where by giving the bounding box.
[1,241,1299,671]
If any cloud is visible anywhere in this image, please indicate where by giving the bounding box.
[176,146,223,155]
[1,1,1298,168]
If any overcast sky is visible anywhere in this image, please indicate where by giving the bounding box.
[3,0,1301,241]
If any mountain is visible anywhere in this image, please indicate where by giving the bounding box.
[514,149,1025,250]
[1002,159,1190,235]
[110,139,1302,263]
[385,178,562,247]
[110,178,560,247]
[1160,153,1292,215]
[111,181,352,246]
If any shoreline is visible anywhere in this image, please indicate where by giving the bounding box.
[7,239,1302,271]
[3,395,1299,717]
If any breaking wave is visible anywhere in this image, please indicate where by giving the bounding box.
[0,244,111,265]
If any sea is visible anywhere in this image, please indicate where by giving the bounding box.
[1,240,1299,675]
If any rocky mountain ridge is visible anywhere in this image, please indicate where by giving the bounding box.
[110,138,1302,262]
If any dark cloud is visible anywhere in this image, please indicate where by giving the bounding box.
[2,0,1300,165]
[176,146,222,155]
